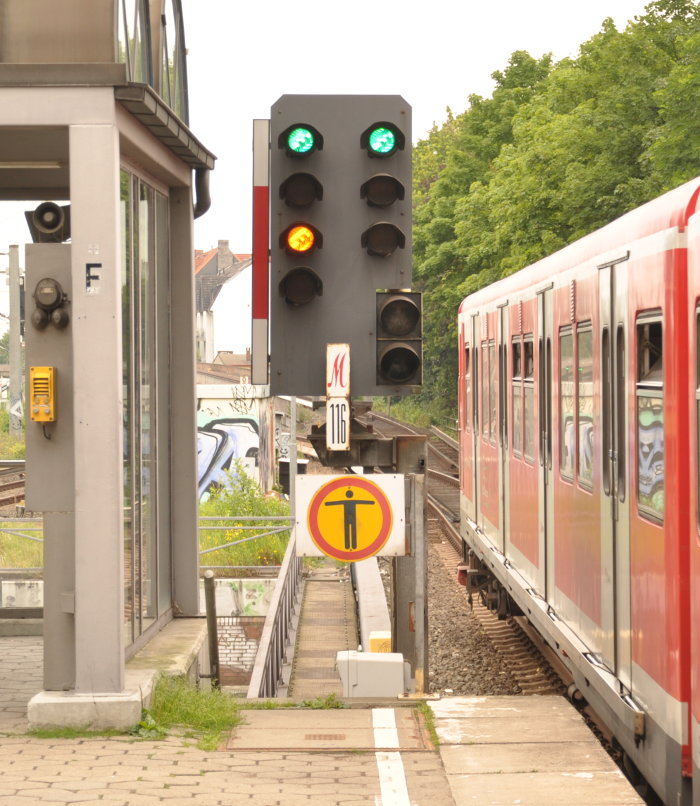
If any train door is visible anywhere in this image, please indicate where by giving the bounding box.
[599,256,631,687]
[538,286,554,598]
[499,304,508,552]
[470,313,480,522]
[477,311,500,543]
[462,315,480,523]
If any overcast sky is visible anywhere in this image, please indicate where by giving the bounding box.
[0,0,651,315]
[182,0,650,252]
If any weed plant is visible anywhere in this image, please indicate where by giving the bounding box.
[199,465,290,571]
[0,408,25,459]
[0,523,42,570]
[147,675,242,750]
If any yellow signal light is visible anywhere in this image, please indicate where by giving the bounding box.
[286,225,315,253]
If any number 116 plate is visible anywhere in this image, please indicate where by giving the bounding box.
[327,397,350,451]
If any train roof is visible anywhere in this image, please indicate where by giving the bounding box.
[458,176,700,314]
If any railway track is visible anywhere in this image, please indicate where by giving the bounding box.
[360,410,564,695]
[0,464,25,510]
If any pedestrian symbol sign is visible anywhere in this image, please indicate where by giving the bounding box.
[296,474,405,560]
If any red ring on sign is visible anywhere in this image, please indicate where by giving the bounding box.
[307,476,393,561]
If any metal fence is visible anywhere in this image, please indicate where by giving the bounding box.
[198,515,293,575]
[246,532,303,698]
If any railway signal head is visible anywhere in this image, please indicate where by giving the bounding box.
[269,95,413,396]
[376,291,422,387]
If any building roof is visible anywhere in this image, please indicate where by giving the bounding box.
[194,248,217,275]
[196,360,252,384]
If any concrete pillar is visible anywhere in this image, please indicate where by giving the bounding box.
[69,122,124,692]
[169,185,200,616]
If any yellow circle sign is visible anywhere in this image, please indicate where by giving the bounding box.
[307,476,393,561]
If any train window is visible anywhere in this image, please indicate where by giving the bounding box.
[512,339,522,457]
[547,338,553,468]
[464,346,471,433]
[637,320,663,383]
[602,328,611,496]
[513,341,522,378]
[524,340,534,378]
[523,337,535,462]
[636,316,664,522]
[499,343,508,446]
[489,341,497,445]
[616,325,626,503]
[481,343,489,438]
[578,327,594,488]
[560,329,575,479]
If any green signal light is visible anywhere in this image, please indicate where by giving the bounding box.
[287,127,315,154]
[368,127,396,155]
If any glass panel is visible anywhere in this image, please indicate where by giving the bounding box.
[636,317,663,521]
[512,338,522,457]
[489,342,497,445]
[637,394,664,520]
[637,320,663,383]
[481,344,488,438]
[156,191,171,615]
[546,338,552,468]
[118,0,151,84]
[513,384,523,457]
[139,182,157,632]
[500,343,507,445]
[524,336,535,462]
[524,384,534,461]
[464,346,471,432]
[512,341,521,378]
[602,328,611,495]
[560,331,575,478]
[121,171,135,647]
[122,170,170,644]
[616,326,626,502]
[578,329,594,486]
[162,0,188,121]
[524,340,534,378]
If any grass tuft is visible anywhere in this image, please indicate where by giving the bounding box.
[416,701,440,747]
[148,675,242,750]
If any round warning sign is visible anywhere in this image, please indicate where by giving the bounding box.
[307,476,393,561]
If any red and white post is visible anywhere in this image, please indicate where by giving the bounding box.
[251,119,270,385]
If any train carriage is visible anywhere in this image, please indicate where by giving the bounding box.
[687,201,700,804]
[458,179,700,805]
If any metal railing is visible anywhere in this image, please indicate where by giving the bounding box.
[246,532,303,699]
[198,515,292,574]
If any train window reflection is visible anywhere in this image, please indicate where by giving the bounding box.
[523,336,535,463]
[512,338,522,457]
[464,345,471,433]
[489,341,497,446]
[560,330,575,479]
[524,340,534,378]
[636,315,664,522]
[482,343,489,438]
[578,328,594,488]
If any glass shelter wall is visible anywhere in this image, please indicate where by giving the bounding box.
[120,169,171,647]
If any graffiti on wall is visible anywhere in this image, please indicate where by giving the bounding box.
[197,391,274,499]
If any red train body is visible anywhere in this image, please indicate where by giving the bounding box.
[458,178,700,805]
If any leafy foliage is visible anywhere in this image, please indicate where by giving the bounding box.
[199,464,290,569]
[413,0,700,414]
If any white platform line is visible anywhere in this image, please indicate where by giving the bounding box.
[373,709,411,805]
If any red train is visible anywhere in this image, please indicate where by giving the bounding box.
[458,177,700,805]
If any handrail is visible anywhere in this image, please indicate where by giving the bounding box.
[198,515,292,557]
[247,531,303,698]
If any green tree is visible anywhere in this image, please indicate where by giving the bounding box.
[0,331,9,364]
[411,1,700,415]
